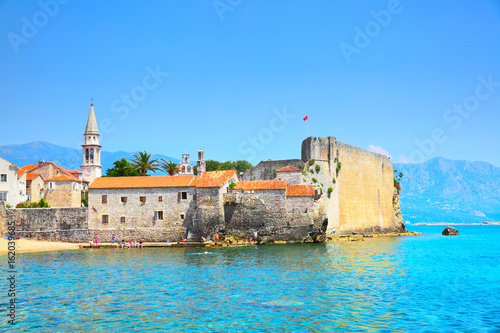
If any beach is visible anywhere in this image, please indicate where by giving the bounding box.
[0,238,83,254]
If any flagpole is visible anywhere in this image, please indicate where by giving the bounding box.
[307,117,309,137]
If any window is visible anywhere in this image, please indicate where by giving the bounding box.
[49,182,55,189]
[1,174,6,182]
[102,195,107,203]
[73,184,79,191]
[102,215,109,224]
[158,196,163,202]
[180,214,185,220]
[0,192,7,201]
[120,217,126,223]
[121,197,127,203]
[156,211,163,220]
[181,192,187,200]
[140,196,146,203]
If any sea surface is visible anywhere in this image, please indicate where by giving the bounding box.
[2,225,500,332]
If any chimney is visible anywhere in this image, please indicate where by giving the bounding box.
[38,160,43,165]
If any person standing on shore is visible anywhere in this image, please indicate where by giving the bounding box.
[215,233,219,246]
[111,235,115,244]
[95,235,99,247]
[253,231,258,242]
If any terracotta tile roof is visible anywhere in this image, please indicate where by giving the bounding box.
[68,170,83,174]
[17,169,27,178]
[231,180,287,191]
[45,175,80,182]
[286,185,315,197]
[23,162,82,182]
[20,164,40,172]
[26,173,41,181]
[190,170,237,188]
[276,166,302,173]
[89,175,196,189]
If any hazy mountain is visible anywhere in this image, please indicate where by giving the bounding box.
[0,141,180,175]
[395,157,500,223]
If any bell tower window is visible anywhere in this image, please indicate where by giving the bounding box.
[90,149,94,162]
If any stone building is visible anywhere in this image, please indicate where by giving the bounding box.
[223,180,320,241]
[19,161,86,207]
[275,166,302,185]
[81,102,102,184]
[87,170,239,242]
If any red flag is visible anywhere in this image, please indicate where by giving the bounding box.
[303,115,308,121]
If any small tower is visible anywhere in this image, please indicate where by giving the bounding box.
[81,102,102,183]
[197,149,206,176]
[179,152,194,175]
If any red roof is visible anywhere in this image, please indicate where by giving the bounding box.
[190,170,237,188]
[22,162,82,183]
[68,170,83,174]
[20,164,40,172]
[276,166,302,173]
[89,175,196,189]
[45,175,80,182]
[26,173,41,181]
[231,180,287,191]
[17,169,27,179]
[286,185,315,197]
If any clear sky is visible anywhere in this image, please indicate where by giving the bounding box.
[1,0,499,166]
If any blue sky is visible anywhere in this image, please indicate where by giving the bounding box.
[1,0,499,166]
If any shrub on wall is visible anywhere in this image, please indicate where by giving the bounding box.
[229,182,236,189]
[312,178,318,183]
[336,162,342,174]
[315,164,320,173]
[327,187,333,198]
[16,198,51,209]
[308,159,315,166]
[332,178,336,184]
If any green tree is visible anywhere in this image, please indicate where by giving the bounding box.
[161,159,179,176]
[81,192,88,207]
[104,158,141,177]
[205,160,221,171]
[129,151,161,176]
[204,159,253,174]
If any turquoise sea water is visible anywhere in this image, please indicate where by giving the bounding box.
[2,225,500,332]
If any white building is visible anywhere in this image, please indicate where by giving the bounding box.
[0,157,27,206]
[178,153,194,175]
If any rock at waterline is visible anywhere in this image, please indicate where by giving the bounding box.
[442,226,459,236]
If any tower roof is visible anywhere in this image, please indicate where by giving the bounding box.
[85,103,99,135]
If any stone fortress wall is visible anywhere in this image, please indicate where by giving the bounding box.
[0,202,89,242]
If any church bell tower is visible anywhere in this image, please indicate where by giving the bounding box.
[81,102,102,183]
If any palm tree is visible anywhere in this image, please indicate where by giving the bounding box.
[160,159,179,176]
[129,151,161,176]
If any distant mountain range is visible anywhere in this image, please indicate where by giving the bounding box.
[1,142,498,223]
[395,157,500,224]
[0,141,180,176]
